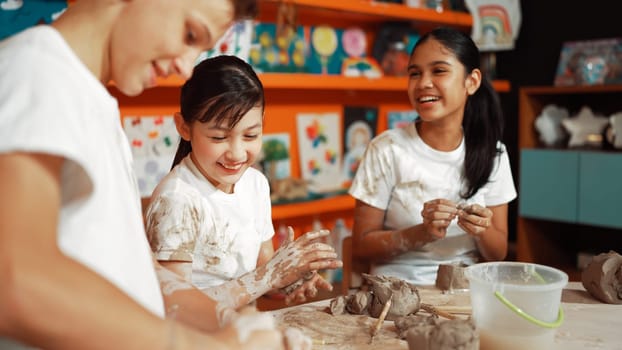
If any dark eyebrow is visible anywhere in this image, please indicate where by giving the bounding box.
[208,122,263,131]
[244,122,263,130]
[408,60,452,71]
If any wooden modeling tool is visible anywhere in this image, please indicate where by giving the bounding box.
[369,295,392,344]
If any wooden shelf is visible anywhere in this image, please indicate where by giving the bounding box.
[258,0,472,28]
[272,194,355,220]
[155,74,511,92]
[520,84,622,95]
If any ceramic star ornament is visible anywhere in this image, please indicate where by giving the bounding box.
[561,106,609,148]
[610,112,622,149]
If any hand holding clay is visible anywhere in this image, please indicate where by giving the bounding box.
[420,199,459,241]
[266,227,342,291]
[283,271,333,305]
[456,203,492,237]
[211,306,285,350]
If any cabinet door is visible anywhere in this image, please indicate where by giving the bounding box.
[578,152,622,228]
[519,149,578,222]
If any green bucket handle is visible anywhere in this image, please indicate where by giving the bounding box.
[494,291,564,328]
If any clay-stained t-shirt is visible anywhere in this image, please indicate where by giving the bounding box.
[145,155,274,289]
[349,122,517,285]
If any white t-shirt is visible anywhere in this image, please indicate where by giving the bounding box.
[349,122,517,285]
[0,26,165,348]
[146,155,275,289]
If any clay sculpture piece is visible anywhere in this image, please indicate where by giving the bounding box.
[435,262,470,291]
[363,273,421,320]
[394,314,438,339]
[405,318,479,350]
[581,250,622,304]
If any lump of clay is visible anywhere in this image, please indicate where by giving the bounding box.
[581,250,622,304]
[346,290,372,315]
[405,318,478,350]
[435,262,469,291]
[394,314,438,339]
[329,295,348,315]
[362,273,421,320]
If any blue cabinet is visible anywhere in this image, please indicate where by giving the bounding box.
[578,152,622,228]
[519,149,578,223]
[520,149,622,229]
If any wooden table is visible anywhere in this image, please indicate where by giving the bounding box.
[269,282,622,350]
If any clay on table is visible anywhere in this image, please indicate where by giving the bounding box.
[393,314,438,339]
[435,262,469,291]
[330,274,422,320]
[581,250,622,304]
[405,318,478,350]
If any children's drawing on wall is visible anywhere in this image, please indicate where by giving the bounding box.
[309,25,344,75]
[388,110,419,129]
[340,27,382,78]
[1,0,67,40]
[342,106,377,187]
[123,115,179,197]
[465,0,521,51]
[196,20,253,63]
[296,112,342,194]
[248,22,308,73]
[260,133,291,182]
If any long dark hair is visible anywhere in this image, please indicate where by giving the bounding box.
[412,27,504,199]
[171,55,264,169]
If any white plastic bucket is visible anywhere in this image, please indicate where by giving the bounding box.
[464,262,568,350]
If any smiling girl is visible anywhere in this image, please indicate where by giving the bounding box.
[349,27,517,286]
[145,55,341,310]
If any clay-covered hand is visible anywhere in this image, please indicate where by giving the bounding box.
[457,204,492,237]
[266,227,342,290]
[420,199,459,241]
[283,271,332,305]
[207,306,285,350]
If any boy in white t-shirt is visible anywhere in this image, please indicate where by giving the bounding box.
[146,55,342,309]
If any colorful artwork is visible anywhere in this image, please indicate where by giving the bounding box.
[554,38,622,87]
[307,25,347,75]
[341,27,383,78]
[296,113,342,194]
[388,110,419,129]
[248,22,309,73]
[123,115,179,197]
[1,0,67,40]
[342,106,377,187]
[261,133,291,181]
[466,0,521,51]
[197,20,253,63]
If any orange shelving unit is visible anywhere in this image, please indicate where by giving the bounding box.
[272,194,355,221]
[113,0,512,237]
[155,74,510,92]
[258,0,472,29]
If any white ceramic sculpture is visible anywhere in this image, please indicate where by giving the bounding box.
[534,104,569,147]
[561,106,610,148]
[609,112,622,149]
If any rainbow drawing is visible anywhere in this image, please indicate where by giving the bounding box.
[467,0,521,51]
[478,5,512,38]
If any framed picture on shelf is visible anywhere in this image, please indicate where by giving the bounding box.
[122,115,179,197]
[554,38,622,87]
[342,106,378,187]
[296,112,343,194]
